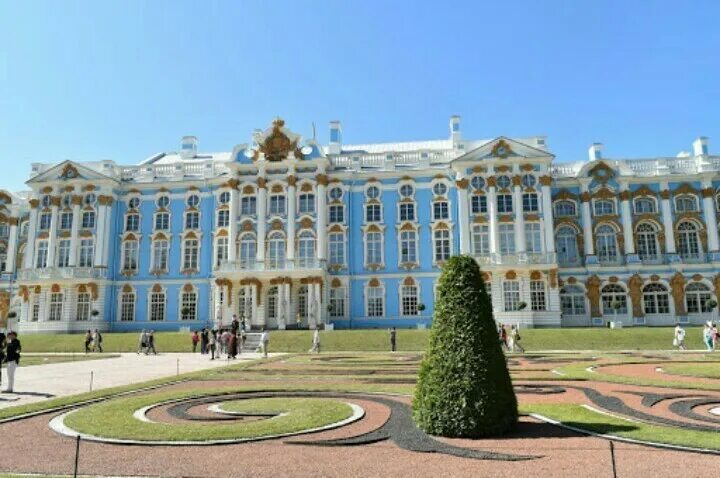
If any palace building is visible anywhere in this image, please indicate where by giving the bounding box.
[1,117,719,333]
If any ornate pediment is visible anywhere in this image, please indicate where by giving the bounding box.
[491,139,514,158]
[252,118,305,162]
[587,162,615,183]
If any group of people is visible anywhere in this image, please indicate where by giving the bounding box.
[137,329,157,355]
[83,329,103,353]
[191,314,271,359]
[0,331,21,393]
[498,323,524,353]
[673,322,718,351]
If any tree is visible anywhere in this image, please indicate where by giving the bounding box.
[413,255,517,437]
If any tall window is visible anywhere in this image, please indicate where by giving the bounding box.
[433,201,449,220]
[120,292,135,321]
[215,237,228,267]
[329,232,345,266]
[122,240,139,271]
[36,240,48,268]
[185,211,199,229]
[48,293,63,321]
[596,225,618,263]
[560,285,586,315]
[150,291,166,321]
[76,292,90,321]
[81,211,95,229]
[270,195,286,215]
[79,239,94,267]
[472,224,490,255]
[497,194,513,213]
[636,223,659,261]
[499,224,515,254]
[433,229,451,262]
[367,285,384,317]
[365,204,381,222]
[686,283,712,314]
[471,195,487,214]
[400,230,417,263]
[401,284,419,315]
[399,203,415,221]
[556,226,578,263]
[677,222,701,259]
[643,283,670,314]
[240,196,256,215]
[57,239,71,268]
[503,281,520,311]
[268,232,286,268]
[525,223,543,253]
[297,286,308,319]
[601,284,627,314]
[530,280,546,311]
[152,240,169,272]
[366,231,383,265]
[39,212,52,230]
[522,193,539,212]
[554,201,576,217]
[239,234,256,267]
[299,193,315,214]
[297,231,315,267]
[183,239,199,270]
[217,210,230,228]
[59,211,73,230]
[181,290,197,320]
[675,195,698,213]
[267,286,278,320]
[634,198,656,214]
[125,213,140,232]
[594,200,614,216]
[329,205,344,223]
[329,287,346,317]
[154,212,169,231]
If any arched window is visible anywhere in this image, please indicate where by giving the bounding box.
[560,285,586,315]
[329,285,346,318]
[554,201,577,217]
[125,212,140,232]
[149,289,166,321]
[400,281,419,316]
[594,200,614,216]
[76,292,91,321]
[268,232,286,268]
[79,238,95,268]
[596,225,618,263]
[643,283,670,314]
[677,221,701,259]
[329,232,345,266]
[634,198,656,214]
[215,237,228,267]
[472,224,489,256]
[181,288,197,321]
[122,239,139,272]
[530,280,546,311]
[297,285,309,320]
[365,231,383,265]
[399,230,417,263]
[239,233,256,268]
[120,290,135,321]
[366,283,384,317]
[48,292,64,321]
[299,193,315,214]
[81,210,96,229]
[556,226,579,263]
[675,195,698,213]
[297,231,316,267]
[267,286,279,320]
[636,223,659,261]
[433,229,451,262]
[151,239,169,272]
[601,284,627,314]
[182,238,199,270]
[502,281,520,311]
[686,282,712,314]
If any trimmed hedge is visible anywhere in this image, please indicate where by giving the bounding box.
[412,255,518,437]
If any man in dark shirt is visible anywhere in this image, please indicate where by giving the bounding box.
[390,327,397,352]
[4,331,21,393]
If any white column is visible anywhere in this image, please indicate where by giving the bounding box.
[285,282,292,325]
[228,188,238,262]
[46,203,59,267]
[316,174,327,261]
[277,283,286,329]
[456,174,471,254]
[488,185,498,254]
[702,181,719,252]
[620,189,635,254]
[102,199,112,267]
[256,177,267,262]
[580,183,594,255]
[24,207,38,269]
[250,285,258,326]
[68,199,81,266]
[513,182,526,253]
[5,222,18,272]
[540,179,555,253]
[94,202,107,267]
[287,176,297,261]
[660,187,676,253]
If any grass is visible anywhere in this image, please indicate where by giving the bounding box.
[661,362,720,379]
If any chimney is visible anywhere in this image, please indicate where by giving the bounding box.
[693,137,709,157]
[328,120,342,155]
[588,143,603,162]
[449,115,461,144]
[180,136,198,159]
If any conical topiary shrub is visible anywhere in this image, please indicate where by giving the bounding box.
[413,255,517,437]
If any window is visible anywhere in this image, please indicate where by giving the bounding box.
[185,211,199,229]
[399,184,414,198]
[400,230,417,263]
[596,225,619,263]
[329,232,345,266]
[522,193,539,212]
[268,232,286,267]
[183,239,199,270]
[39,212,52,230]
[41,195,52,208]
[530,280,546,311]
[218,191,231,205]
[367,285,384,317]
[636,223,659,261]
[181,291,197,320]
[79,239,94,267]
[399,203,415,221]
[157,196,169,208]
[59,212,73,230]
[366,231,383,265]
[32,302,39,322]
[270,195,286,215]
[329,287,346,317]
[120,292,135,321]
[471,176,485,190]
[329,187,343,200]
[497,194,513,213]
[297,231,315,267]
[76,292,90,321]
[433,229,451,262]
[522,174,537,188]
[128,197,140,209]
[84,193,96,206]
[525,223,543,253]
[48,293,63,321]
[634,198,656,214]
[401,284,419,315]
[366,186,380,199]
[217,209,229,228]
[36,240,48,268]
[57,239,71,268]
[471,195,487,214]
[299,193,315,214]
[686,282,712,314]
[677,222,701,259]
[643,283,670,314]
[675,195,698,213]
[152,240,169,271]
[240,196,256,215]
[554,201,576,217]
[365,204,381,222]
[187,194,200,207]
[557,226,579,263]
[150,291,166,321]
[560,285,586,315]
[499,224,515,254]
[122,240,139,271]
[497,175,511,189]
[329,205,344,223]
[503,281,520,311]
[125,213,140,232]
[154,212,169,231]
[81,211,95,229]
[215,237,229,267]
[0,224,7,237]
[432,183,448,196]
[433,201,449,220]
[601,284,627,314]
[594,200,615,216]
[239,234,256,267]
[472,224,489,255]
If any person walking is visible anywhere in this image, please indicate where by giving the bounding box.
[390,327,397,352]
[673,324,686,351]
[84,330,92,354]
[499,324,509,351]
[704,323,715,351]
[93,329,103,353]
[0,332,6,390]
[4,331,21,393]
[137,329,147,354]
[191,330,199,353]
[228,332,238,359]
[510,325,525,353]
[208,332,217,360]
[231,315,239,334]
[309,328,321,353]
[260,329,269,358]
[146,330,157,355]
[200,328,209,355]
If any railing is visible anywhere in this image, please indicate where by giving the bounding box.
[472,252,558,266]
[119,161,232,182]
[217,258,325,273]
[329,149,458,170]
[679,252,707,264]
[17,267,106,281]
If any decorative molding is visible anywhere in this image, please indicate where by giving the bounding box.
[253,118,304,162]
[627,274,644,318]
[670,272,686,316]
[586,275,601,318]
[455,178,468,189]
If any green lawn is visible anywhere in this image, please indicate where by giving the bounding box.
[16,327,707,353]
[661,362,720,379]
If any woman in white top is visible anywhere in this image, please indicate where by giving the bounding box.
[673,324,686,350]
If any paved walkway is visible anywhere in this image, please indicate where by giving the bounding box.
[0,352,273,410]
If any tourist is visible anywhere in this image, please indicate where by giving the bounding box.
[231,314,239,334]
[221,329,230,356]
[137,329,147,354]
[390,327,397,352]
[191,330,199,353]
[509,325,524,353]
[93,329,103,353]
[673,324,686,351]
[239,327,246,353]
[208,331,217,360]
[499,324,509,351]
[309,328,321,353]
[296,313,302,329]
[4,331,21,393]
[84,330,92,354]
[713,323,719,351]
[241,317,246,331]
[200,328,209,354]
[703,323,714,351]
[260,329,269,358]
[146,330,157,355]
[0,332,6,389]
[228,332,238,359]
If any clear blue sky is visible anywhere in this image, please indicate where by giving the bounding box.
[1,0,719,191]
